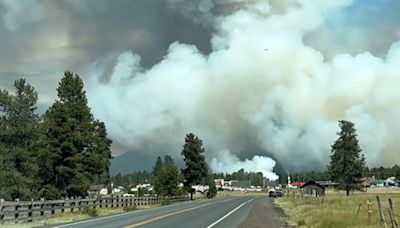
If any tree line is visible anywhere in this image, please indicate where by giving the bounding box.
[0,72,112,200]
[284,165,400,184]
[111,133,217,199]
[213,169,264,187]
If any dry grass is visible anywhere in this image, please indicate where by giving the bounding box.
[276,189,400,228]
[1,204,162,228]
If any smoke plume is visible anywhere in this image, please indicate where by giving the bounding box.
[86,0,400,175]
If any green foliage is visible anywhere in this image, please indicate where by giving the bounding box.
[206,175,217,198]
[161,198,171,206]
[40,71,112,198]
[137,187,146,197]
[81,206,99,217]
[123,205,137,212]
[152,156,163,176]
[328,120,366,195]
[181,133,208,199]
[0,79,40,200]
[38,185,62,200]
[154,155,180,197]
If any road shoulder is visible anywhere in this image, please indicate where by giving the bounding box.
[238,197,287,228]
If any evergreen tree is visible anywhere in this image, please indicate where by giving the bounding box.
[152,156,163,176]
[181,133,208,200]
[154,155,180,196]
[0,79,40,200]
[205,175,217,198]
[328,120,366,196]
[41,71,112,198]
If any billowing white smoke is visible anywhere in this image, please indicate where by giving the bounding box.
[85,0,400,174]
[211,151,278,180]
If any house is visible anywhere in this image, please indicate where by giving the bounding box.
[88,185,108,197]
[300,180,325,197]
[288,181,305,188]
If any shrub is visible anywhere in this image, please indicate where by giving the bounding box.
[82,206,99,217]
[161,198,171,206]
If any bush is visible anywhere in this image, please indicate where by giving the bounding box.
[82,206,99,217]
[123,205,137,212]
[161,198,171,206]
[206,190,216,198]
[38,185,62,200]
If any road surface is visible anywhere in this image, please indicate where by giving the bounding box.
[50,196,285,228]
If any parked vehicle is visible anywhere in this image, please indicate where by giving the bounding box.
[268,188,284,197]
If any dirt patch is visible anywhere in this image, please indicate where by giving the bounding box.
[239,197,287,228]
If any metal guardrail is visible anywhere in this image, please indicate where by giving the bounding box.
[0,195,190,223]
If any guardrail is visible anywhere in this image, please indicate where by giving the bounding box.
[0,195,189,223]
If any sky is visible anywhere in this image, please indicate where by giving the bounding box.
[1,0,400,176]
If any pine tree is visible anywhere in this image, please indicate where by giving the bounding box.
[41,71,112,198]
[181,133,208,200]
[152,156,163,176]
[154,155,180,197]
[328,120,366,196]
[0,79,40,200]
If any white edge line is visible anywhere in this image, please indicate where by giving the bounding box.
[206,198,255,228]
[53,198,233,228]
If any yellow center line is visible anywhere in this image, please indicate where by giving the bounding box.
[123,202,212,228]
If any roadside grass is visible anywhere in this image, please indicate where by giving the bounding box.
[0,204,161,228]
[276,190,400,228]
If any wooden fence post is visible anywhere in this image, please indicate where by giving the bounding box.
[377,195,388,228]
[61,201,65,213]
[40,198,45,217]
[388,208,395,228]
[389,199,399,228]
[51,203,55,215]
[28,199,34,222]
[367,200,372,225]
[14,198,20,221]
[70,197,74,212]
[0,199,4,222]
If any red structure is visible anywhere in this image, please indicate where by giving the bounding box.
[290,181,305,187]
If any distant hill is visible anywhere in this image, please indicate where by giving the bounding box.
[110,151,154,175]
[110,151,185,175]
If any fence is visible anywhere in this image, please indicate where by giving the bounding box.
[0,195,189,223]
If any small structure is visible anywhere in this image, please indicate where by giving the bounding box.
[300,180,325,197]
[289,181,305,189]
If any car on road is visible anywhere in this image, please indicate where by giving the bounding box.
[268,188,284,197]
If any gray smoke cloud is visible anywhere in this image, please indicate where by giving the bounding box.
[1,0,400,175]
[84,0,400,176]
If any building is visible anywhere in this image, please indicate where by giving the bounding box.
[300,180,325,197]
[289,181,305,188]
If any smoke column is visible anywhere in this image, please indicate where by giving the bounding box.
[86,0,400,176]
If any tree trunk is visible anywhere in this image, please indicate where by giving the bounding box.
[190,191,193,200]
[346,189,350,196]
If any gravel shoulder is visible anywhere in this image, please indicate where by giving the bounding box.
[239,197,287,228]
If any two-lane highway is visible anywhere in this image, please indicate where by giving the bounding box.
[51,196,261,228]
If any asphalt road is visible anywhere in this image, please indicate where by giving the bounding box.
[50,196,280,228]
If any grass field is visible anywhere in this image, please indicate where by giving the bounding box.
[276,188,400,228]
